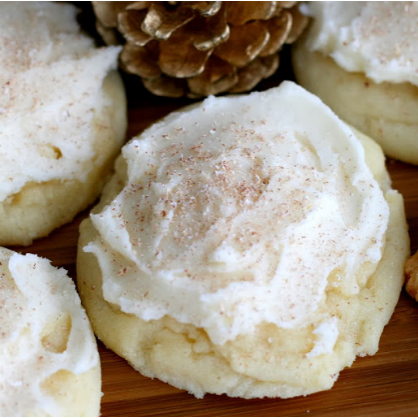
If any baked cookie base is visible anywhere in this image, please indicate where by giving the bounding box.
[76,134,409,399]
[41,365,101,417]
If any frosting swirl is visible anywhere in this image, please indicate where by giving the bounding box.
[301,1,418,87]
[86,82,389,345]
[0,2,120,201]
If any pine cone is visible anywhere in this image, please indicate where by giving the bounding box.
[92,1,308,98]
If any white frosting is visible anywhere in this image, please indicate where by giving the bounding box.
[301,1,418,86]
[306,318,339,358]
[0,249,98,416]
[0,2,121,201]
[86,82,389,345]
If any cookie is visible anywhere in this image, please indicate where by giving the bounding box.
[77,82,409,398]
[0,247,100,416]
[0,2,127,245]
[292,2,418,165]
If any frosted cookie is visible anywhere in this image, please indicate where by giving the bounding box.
[292,2,418,165]
[77,82,409,399]
[0,247,101,416]
[0,2,127,245]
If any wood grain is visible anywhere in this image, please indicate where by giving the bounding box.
[12,92,418,417]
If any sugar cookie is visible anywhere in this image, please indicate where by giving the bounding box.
[0,247,101,416]
[0,2,127,245]
[292,2,418,165]
[77,82,409,398]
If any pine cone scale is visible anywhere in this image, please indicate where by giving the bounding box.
[118,9,151,46]
[142,2,196,40]
[190,5,229,51]
[159,33,212,78]
[214,21,270,68]
[258,12,292,57]
[143,75,186,97]
[121,42,161,78]
[226,1,278,26]
[284,5,308,44]
[187,55,237,96]
[187,1,222,17]
[230,54,279,93]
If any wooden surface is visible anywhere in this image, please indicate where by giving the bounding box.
[12,86,418,417]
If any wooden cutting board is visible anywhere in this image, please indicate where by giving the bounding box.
[12,88,418,417]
